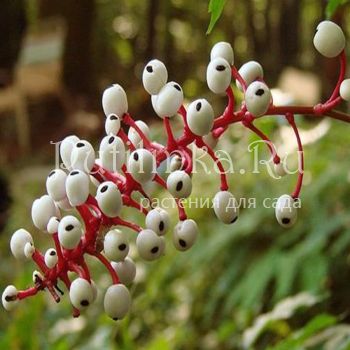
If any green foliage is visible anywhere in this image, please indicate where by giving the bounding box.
[326,0,350,18]
[207,0,227,34]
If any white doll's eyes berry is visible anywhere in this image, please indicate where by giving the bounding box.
[69,278,94,310]
[70,140,95,173]
[169,154,183,172]
[105,114,121,135]
[47,217,60,234]
[102,84,128,117]
[236,61,264,91]
[206,57,231,94]
[210,42,234,65]
[313,20,345,58]
[60,135,79,170]
[166,170,192,199]
[31,195,60,232]
[153,81,184,118]
[99,135,125,172]
[111,257,136,285]
[58,216,82,249]
[340,79,350,101]
[2,285,19,311]
[136,229,165,261]
[187,98,214,136]
[66,170,90,207]
[45,249,58,268]
[127,149,155,183]
[104,284,131,320]
[96,182,123,218]
[46,169,67,202]
[145,208,170,236]
[103,229,129,261]
[142,59,168,95]
[128,120,150,148]
[275,194,298,228]
[213,191,239,224]
[173,219,198,251]
[10,229,34,260]
[245,81,272,117]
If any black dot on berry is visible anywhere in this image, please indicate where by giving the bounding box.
[110,115,118,120]
[159,221,164,231]
[66,224,74,231]
[176,181,183,192]
[196,102,202,111]
[179,239,187,247]
[282,218,290,225]
[80,300,89,306]
[100,185,108,193]
[255,89,265,96]
[133,152,139,161]
[76,142,85,148]
[173,84,181,91]
[231,216,238,224]
[70,171,79,176]
[113,317,119,321]
[146,65,153,73]
[50,251,56,256]
[216,65,226,71]
[118,243,127,251]
[48,170,56,177]
[5,295,12,302]
[151,246,159,254]
[108,136,115,144]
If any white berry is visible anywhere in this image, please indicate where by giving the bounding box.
[187,98,214,136]
[153,82,184,118]
[213,191,239,224]
[2,285,18,311]
[236,61,264,91]
[104,229,129,261]
[60,135,79,170]
[340,79,350,101]
[46,169,67,202]
[136,229,164,261]
[96,182,123,218]
[70,140,95,173]
[245,81,272,117]
[66,170,90,207]
[210,42,234,65]
[102,84,128,118]
[145,207,170,236]
[142,59,168,95]
[313,21,345,58]
[173,219,198,251]
[127,149,155,183]
[206,57,231,94]
[69,278,94,310]
[111,257,136,285]
[105,114,121,135]
[47,217,60,234]
[44,248,58,268]
[104,284,131,320]
[10,229,33,260]
[167,170,192,199]
[58,216,82,249]
[99,135,125,172]
[31,195,60,231]
[24,242,35,259]
[128,120,150,148]
[275,194,298,228]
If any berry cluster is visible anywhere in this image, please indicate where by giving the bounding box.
[2,20,350,321]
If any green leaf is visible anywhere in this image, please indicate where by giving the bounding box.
[207,0,227,34]
[326,0,348,18]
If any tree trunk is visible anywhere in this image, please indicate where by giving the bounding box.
[61,0,96,97]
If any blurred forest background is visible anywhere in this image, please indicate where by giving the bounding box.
[1,0,350,349]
